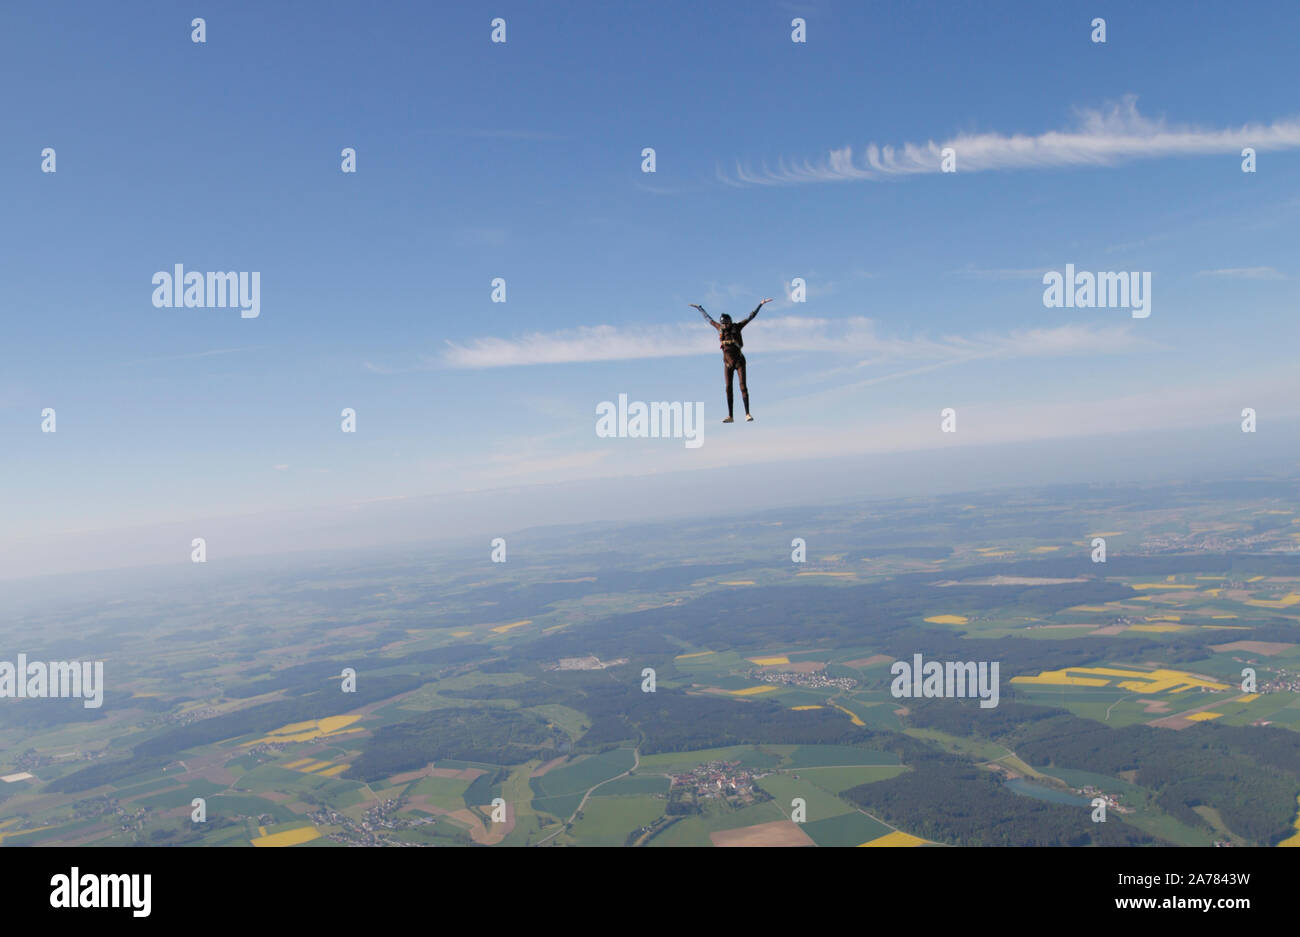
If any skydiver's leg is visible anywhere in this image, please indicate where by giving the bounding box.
[723,355,736,421]
[737,353,750,417]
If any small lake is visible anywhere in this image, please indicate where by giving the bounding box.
[1004,777,1091,806]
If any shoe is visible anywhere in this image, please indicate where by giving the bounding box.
[745,414,754,422]
[722,416,734,423]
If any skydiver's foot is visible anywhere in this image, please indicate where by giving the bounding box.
[722,416,734,423]
[745,414,754,422]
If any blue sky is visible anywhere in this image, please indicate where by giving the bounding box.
[3,1,1299,577]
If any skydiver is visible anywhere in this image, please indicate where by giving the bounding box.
[690,298,772,422]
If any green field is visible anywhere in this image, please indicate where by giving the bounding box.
[593,774,671,796]
[135,779,229,809]
[530,748,636,801]
[646,801,786,847]
[756,772,853,823]
[802,811,892,847]
[637,745,784,773]
[204,794,299,823]
[525,704,592,738]
[903,727,1008,761]
[407,774,472,811]
[796,764,908,791]
[786,745,900,767]
[566,795,666,846]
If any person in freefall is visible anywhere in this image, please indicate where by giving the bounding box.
[690,298,772,422]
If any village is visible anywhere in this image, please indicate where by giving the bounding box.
[742,668,858,691]
[667,759,770,811]
[546,655,629,672]
[309,797,441,847]
[1074,784,1134,815]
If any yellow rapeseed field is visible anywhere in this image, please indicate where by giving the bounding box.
[1012,666,1229,694]
[1246,593,1300,609]
[0,825,53,844]
[860,831,925,847]
[830,702,866,727]
[250,826,320,847]
[247,714,363,746]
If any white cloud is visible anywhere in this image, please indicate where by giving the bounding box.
[720,96,1300,186]
[1195,267,1286,280]
[440,318,1147,369]
[510,366,1300,484]
[117,346,264,367]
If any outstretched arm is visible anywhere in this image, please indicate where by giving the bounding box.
[690,303,720,331]
[739,297,773,327]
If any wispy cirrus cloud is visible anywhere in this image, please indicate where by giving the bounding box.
[116,346,265,367]
[438,318,1147,369]
[719,96,1300,187]
[1195,266,1286,280]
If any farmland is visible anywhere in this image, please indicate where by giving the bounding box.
[5,478,1300,846]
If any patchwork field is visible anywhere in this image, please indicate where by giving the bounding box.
[6,478,1300,847]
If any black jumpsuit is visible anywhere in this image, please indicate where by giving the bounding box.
[698,303,761,419]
